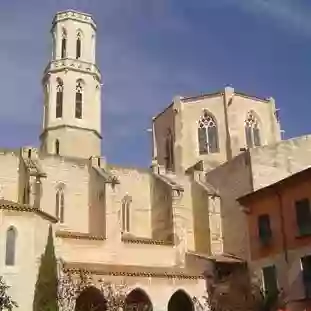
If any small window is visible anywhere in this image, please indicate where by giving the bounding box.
[76,32,82,59]
[5,227,17,266]
[165,128,174,171]
[301,255,311,298]
[56,78,63,118]
[55,189,65,223]
[295,198,311,236]
[258,214,272,245]
[121,195,132,233]
[61,29,67,58]
[262,265,278,296]
[75,80,83,119]
[55,139,60,155]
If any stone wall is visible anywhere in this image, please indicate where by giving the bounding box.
[0,210,51,311]
[250,135,311,190]
[0,150,19,201]
[206,152,253,259]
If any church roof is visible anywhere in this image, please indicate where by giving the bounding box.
[0,199,57,223]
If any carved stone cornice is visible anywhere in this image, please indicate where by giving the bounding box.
[52,10,96,30]
[43,58,101,82]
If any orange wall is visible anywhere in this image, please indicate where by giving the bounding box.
[246,177,311,261]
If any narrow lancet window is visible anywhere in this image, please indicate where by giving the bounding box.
[56,78,63,118]
[245,112,261,148]
[61,29,67,58]
[75,80,83,119]
[55,139,60,155]
[76,31,82,59]
[165,128,174,171]
[55,188,65,223]
[5,227,17,266]
[121,195,132,233]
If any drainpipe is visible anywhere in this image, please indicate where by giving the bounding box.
[275,188,289,264]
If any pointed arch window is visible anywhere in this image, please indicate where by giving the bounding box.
[245,112,261,148]
[75,79,83,119]
[165,128,174,171]
[61,29,67,59]
[121,195,132,233]
[76,31,82,59]
[55,139,60,155]
[198,111,219,154]
[55,188,65,223]
[56,78,63,118]
[5,226,17,266]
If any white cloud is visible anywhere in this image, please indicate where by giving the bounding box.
[229,0,311,36]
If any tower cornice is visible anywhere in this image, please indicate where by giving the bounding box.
[40,125,102,140]
[52,10,96,31]
[43,58,101,82]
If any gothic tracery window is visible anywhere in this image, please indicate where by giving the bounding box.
[75,79,83,119]
[55,187,65,223]
[121,195,132,233]
[5,226,17,266]
[61,28,67,59]
[56,78,63,118]
[76,30,82,59]
[245,111,261,148]
[198,111,219,154]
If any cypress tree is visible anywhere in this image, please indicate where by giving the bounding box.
[33,225,58,311]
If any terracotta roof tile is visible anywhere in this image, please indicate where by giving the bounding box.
[63,262,204,279]
[56,230,106,241]
[0,199,57,223]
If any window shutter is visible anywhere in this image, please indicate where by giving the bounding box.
[258,214,272,244]
[295,199,311,235]
[262,265,278,296]
[198,127,207,154]
[301,256,311,298]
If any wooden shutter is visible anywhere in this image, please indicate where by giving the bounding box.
[262,265,278,295]
[295,199,311,235]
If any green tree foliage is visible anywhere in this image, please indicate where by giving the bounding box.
[0,276,18,311]
[208,265,283,311]
[33,225,58,311]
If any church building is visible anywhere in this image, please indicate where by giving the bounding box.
[2,9,311,311]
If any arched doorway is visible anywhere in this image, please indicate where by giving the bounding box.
[167,290,194,311]
[125,288,153,311]
[75,286,107,311]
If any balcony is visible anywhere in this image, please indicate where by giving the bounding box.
[43,58,101,81]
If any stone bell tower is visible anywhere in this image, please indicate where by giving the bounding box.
[40,10,102,158]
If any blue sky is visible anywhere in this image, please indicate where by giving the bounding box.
[0,0,311,167]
